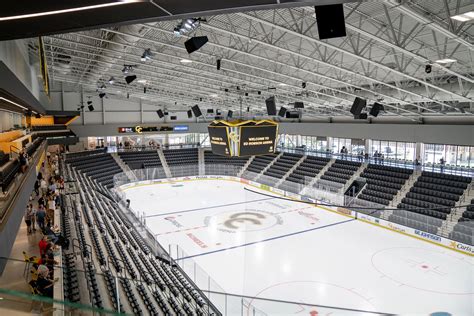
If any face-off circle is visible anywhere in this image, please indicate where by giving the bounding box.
[246,281,375,315]
[371,247,473,295]
[205,209,283,233]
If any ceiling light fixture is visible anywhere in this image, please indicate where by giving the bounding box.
[108,77,115,84]
[137,79,147,84]
[180,59,192,63]
[173,18,206,37]
[122,65,135,74]
[0,1,140,21]
[451,11,474,22]
[278,83,288,86]
[435,58,457,64]
[140,48,152,61]
[0,97,28,110]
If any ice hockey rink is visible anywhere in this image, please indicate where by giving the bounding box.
[122,179,474,315]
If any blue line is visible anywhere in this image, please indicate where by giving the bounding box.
[178,218,356,260]
[145,197,276,218]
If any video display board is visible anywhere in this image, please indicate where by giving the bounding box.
[239,124,277,156]
[208,120,278,157]
[208,126,231,156]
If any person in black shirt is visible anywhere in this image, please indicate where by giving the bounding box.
[36,265,55,298]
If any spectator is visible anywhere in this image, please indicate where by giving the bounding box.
[19,151,28,173]
[43,224,60,244]
[439,157,445,172]
[25,205,34,234]
[38,236,49,256]
[34,180,40,196]
[340,146,347,159]
[36,205,47,230]
[47,196,56,224]
[48,180,57,194]
[38,195,47,209]
[40,178,48,196]
[374,151,379,163]
[35,265,55,298]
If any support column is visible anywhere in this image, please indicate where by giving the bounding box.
[416,142,422,163]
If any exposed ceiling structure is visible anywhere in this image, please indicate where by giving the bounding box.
[31,0,474,121]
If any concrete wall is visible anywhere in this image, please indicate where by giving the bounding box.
[0,39,50,107]
[70,122,474,146]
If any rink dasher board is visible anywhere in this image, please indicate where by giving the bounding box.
[117,175,474,256]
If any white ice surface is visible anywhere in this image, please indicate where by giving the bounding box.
[123,179,474,315]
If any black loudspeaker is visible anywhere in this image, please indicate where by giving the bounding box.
[170,116,177,120]
[315,4,346,40]
[184,36,209,54]
[156,109,164,118]
[285,111,299,119]
[227,110,233,118]
[187,110,193,118]
[354,113,368,119]
[207,109,214,114]
[278,107,287,117]
[216,59,221,70]
[294,102,304,109]
[125,75,137,84]
[350,97,366,116]
[191,105,202,117]
[425,65,432,74]
[88,105,94,111]
[265,96,277,115]
[369,103,384,117]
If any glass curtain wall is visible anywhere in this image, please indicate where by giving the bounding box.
[369,140,416,161]
[332,138,352,154]
[423,144,473,167]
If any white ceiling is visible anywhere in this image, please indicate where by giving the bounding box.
[32,0,474,120]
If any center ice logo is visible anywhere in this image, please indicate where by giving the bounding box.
[223,212,265,229]
[205,209,282,233]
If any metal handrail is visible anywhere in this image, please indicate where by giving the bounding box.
[0,141,45,226]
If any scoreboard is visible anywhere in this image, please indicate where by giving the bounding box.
[239,124,277,156]
[208,125,231,156]
[208,120,278,157]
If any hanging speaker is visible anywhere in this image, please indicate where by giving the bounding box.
[369,103,384,117]
[354,113,368,120]
[294,102,304,109]
[156,109,164,118]
[265,96,277,115]
[191,105,202,117]
[187,110,193,118]
[350,97,367,116]
[88,105,94,111]
[125,75,137,84]
[184,36,209,54]
[216,59,221,70]
[227,110,233,118]
[285,111,299,119]
[170,116,177,120]
[207,109,214,114]
[315,4,346,40]
[278,107,287,117]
